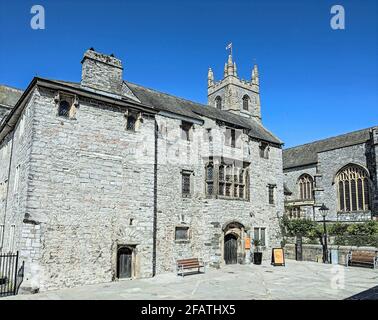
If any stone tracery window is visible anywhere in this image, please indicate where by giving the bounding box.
[336,165,370,212]
[298,174,313,200]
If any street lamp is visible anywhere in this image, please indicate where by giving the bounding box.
[319,203,329,263]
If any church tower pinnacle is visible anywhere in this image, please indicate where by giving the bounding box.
[207,50,262,121]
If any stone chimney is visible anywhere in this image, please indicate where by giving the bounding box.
[81,48,123,96]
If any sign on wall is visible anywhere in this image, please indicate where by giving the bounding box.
[245,237,251,249]
[271,248,285,266]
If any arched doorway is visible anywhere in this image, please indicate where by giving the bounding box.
[117,246,132,279]
[224,233,238,264]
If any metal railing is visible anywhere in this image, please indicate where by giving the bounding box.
[0,251,24,297]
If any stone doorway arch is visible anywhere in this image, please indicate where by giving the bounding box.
[117,245,135,279]
[221,221,246,265]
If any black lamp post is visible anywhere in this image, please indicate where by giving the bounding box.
[319,203,329,263]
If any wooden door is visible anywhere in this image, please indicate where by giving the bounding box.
[224,234,238,264]
[117,247,132,278]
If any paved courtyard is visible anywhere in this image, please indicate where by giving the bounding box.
[4,260,378,300]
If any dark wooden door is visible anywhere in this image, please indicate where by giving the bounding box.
[224,234,238,264]
[117,247,132,278]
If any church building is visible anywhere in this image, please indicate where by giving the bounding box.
[0,49,284,292]
[283,127,378,222]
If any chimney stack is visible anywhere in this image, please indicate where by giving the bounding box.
[81,49,123,96]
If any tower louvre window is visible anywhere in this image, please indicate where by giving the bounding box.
[215,96,222,110]
[242,95,250,111]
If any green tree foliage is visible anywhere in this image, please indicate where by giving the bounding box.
[280,216,378,247]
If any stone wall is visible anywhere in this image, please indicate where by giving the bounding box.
[315,143,372,221]
[0,92,36,256]
[155,114,283,273]
[284,243,378,265]
[5,86,157,292]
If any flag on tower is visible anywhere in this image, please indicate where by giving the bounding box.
[226,42,232,50]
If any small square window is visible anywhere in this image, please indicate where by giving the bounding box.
[259,142,269,159]
[175,226,189,241]
[58,100,71,118]
[126,115,137,131]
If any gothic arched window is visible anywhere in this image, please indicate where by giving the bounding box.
[215,96,222,110]
[298,174,313,200]
[336,165,370,212]
[242,95,250,111]
[58,100,71,118]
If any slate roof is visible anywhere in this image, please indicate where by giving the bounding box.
[283,127,374,169]
[51,79,282,145]
[0,85,23,107]
[126,82,282,145]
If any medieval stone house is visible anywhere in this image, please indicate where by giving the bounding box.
[283,127,378,222]
[0,49,284,292]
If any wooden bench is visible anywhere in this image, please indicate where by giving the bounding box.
[346,251,378,269]
[176,258,205,277]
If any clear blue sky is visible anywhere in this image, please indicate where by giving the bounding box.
[0,0,377,147]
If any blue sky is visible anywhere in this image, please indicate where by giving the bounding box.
[0,0,377,148]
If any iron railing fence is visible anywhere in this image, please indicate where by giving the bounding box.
[0,251,24,297]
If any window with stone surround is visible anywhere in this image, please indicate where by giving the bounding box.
[58,100,71,118]
[181,121,193,141]
[253,227,266,246]
[56,92,78,119]
[287,206,301,219]
[336,165,370,212]
[224,128,242,148]
[298,174,313,200]
[181,170,192,197]
[205,162,214,196]
[206,160,249,200]
[259,142,269,159]
[126,114,136,131]
[175,226,189,241]
[268,184,276,204]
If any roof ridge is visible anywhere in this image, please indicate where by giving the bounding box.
[0,84,24,92]
[125,80,209,108]
[284,126,375,151]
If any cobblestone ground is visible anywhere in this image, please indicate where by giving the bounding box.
[4,260,378,300]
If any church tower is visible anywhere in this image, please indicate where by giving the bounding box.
[207,53,261,121]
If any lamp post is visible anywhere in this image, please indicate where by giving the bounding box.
[319,203,329,263]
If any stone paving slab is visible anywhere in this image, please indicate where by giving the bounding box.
[3,260,378,300]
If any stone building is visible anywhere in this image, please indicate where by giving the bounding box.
[0,49,284,292]
[283,127,378,222]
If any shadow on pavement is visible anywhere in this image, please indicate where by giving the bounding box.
[345,285,378,300]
